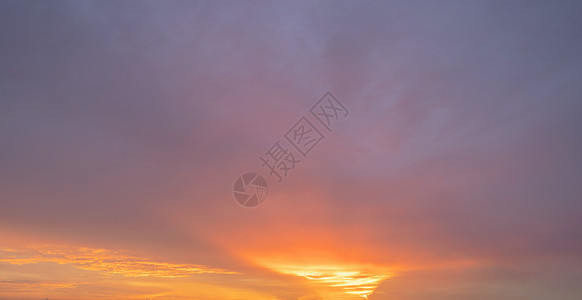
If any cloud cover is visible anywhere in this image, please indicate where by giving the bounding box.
[1,0,582,299]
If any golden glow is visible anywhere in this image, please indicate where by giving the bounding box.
[0,281,79,293]
[0,245,236,278]
[258,263,392,299]
[0,243,278,299]
[1,243,395,299]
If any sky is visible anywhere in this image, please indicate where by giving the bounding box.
[1,0,582,299]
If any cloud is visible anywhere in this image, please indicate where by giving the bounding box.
[0,245,236,278]
[1,0,582,299]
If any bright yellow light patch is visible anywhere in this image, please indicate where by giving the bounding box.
[257,263,392,299]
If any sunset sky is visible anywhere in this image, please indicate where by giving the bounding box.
[1,1,582,299]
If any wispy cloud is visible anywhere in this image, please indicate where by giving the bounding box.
[0,245,236,278]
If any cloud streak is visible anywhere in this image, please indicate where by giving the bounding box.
[0,245,237,278]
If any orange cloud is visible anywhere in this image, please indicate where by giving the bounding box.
[0,243,308,299]
[0,245,236,278]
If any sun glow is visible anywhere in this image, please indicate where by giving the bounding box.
[260,263,392,299]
